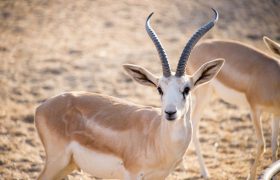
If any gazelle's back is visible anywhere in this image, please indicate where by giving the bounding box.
[35,91,161,140]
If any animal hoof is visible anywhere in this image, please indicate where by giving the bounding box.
[201,171,210,179]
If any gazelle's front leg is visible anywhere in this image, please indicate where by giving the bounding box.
[271,115,280,162]
[191,84,213,179]
[271,115,280,180]
[248,107,265,180]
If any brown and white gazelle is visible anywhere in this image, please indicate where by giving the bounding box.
[35,9,224,180]
[187,37,280,179]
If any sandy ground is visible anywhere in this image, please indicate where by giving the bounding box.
[0,0,280,179]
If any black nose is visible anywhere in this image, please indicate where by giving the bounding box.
[165,111,177,116]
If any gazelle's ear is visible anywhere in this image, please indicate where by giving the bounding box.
[190,59,224,88]
[123,64,159,87]
[263,36,280,56]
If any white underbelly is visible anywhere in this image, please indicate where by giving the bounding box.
[70,141,124,179]
[211,80,250,108]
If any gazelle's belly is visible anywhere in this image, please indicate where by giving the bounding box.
[70,141,124,179]
[211,80,250,108]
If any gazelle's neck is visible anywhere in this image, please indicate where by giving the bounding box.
[159,99,192,151]
[152,101,192,173]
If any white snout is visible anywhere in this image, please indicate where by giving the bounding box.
[164,105,177,121]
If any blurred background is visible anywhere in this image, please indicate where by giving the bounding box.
[0,0,279,179]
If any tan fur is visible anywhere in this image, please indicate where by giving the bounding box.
[188,39,280,114]
[187,39,280,179]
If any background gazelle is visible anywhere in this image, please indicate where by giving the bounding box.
[187,37,280,180]
[35,9,224,180]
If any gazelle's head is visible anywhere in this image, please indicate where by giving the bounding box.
[124,9,224,121]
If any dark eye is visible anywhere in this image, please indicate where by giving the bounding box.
[183,86,190,95]
[157,86,163,95]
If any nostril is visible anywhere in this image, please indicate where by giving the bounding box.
[165,111,177,116]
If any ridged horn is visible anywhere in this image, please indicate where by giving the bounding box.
[175,8,219,77]
[146,13,171,77]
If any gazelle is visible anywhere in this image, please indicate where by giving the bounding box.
[187,37,280,179]
[35,9,224,180]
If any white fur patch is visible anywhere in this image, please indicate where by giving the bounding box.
[212,80,249,108]
[70,141,124,179]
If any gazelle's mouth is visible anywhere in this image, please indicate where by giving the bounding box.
[165,115,177,121]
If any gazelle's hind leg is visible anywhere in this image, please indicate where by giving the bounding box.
[54,157,78,180]
[272,115,280,162]
[38,145,76,180]
[247,106,265,180]
[191,83,214,179]
[36,119,76,179]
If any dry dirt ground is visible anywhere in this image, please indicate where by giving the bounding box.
[0,0,280,179]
